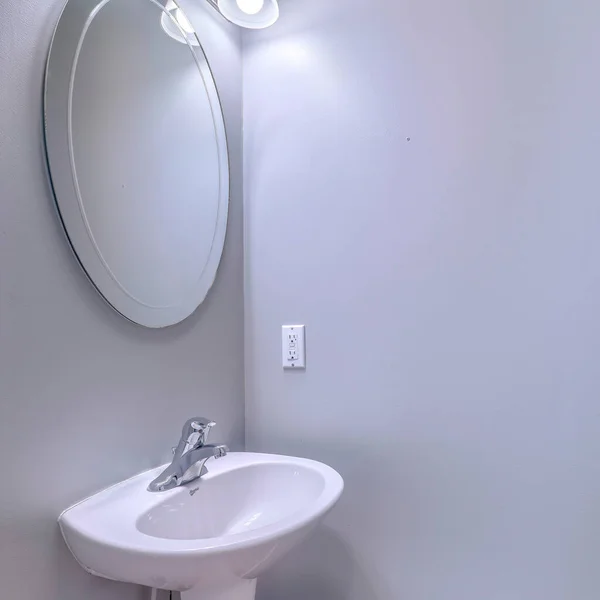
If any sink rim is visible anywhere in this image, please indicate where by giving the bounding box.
[59,452,344,558]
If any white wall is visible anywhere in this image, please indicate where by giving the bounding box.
[0,1,243,599]
[243,1,600,599]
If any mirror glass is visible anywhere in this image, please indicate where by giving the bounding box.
[44,0,229,327]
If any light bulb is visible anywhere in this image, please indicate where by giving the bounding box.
[217,0,278,29]
[235,0,264,15]
[175,8,194,34]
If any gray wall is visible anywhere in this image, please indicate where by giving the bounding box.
[0,1,244,599]
[243,1,600,599]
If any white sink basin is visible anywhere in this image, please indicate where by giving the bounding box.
[59,452,343,600]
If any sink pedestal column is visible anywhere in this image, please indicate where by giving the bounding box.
[181,579,257,600]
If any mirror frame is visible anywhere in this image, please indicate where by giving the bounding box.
[44,0,230,327]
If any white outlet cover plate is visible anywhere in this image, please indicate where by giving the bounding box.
[282,325,306,369]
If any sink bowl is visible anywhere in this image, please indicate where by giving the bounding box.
[59,452,343,600]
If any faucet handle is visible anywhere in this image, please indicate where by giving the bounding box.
[190,418,216,446]
[173,417,216,458]
[181,417,215,448]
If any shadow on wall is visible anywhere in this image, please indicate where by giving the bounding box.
[256,526,377,600]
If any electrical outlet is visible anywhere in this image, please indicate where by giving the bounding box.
[282,325,305,369]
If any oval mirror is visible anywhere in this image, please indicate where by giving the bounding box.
[44,0,229,327]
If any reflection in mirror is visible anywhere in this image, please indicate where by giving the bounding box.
[44,0,229,327]
[160,0,200,46]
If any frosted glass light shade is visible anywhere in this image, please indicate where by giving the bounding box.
[217,0,279,29]
[175,8,194,33]
[236,0,264,14]
[160,6,199,46]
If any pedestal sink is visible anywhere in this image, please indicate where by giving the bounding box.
[59,452,344,600]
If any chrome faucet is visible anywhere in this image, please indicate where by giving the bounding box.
[148,417,228,492]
